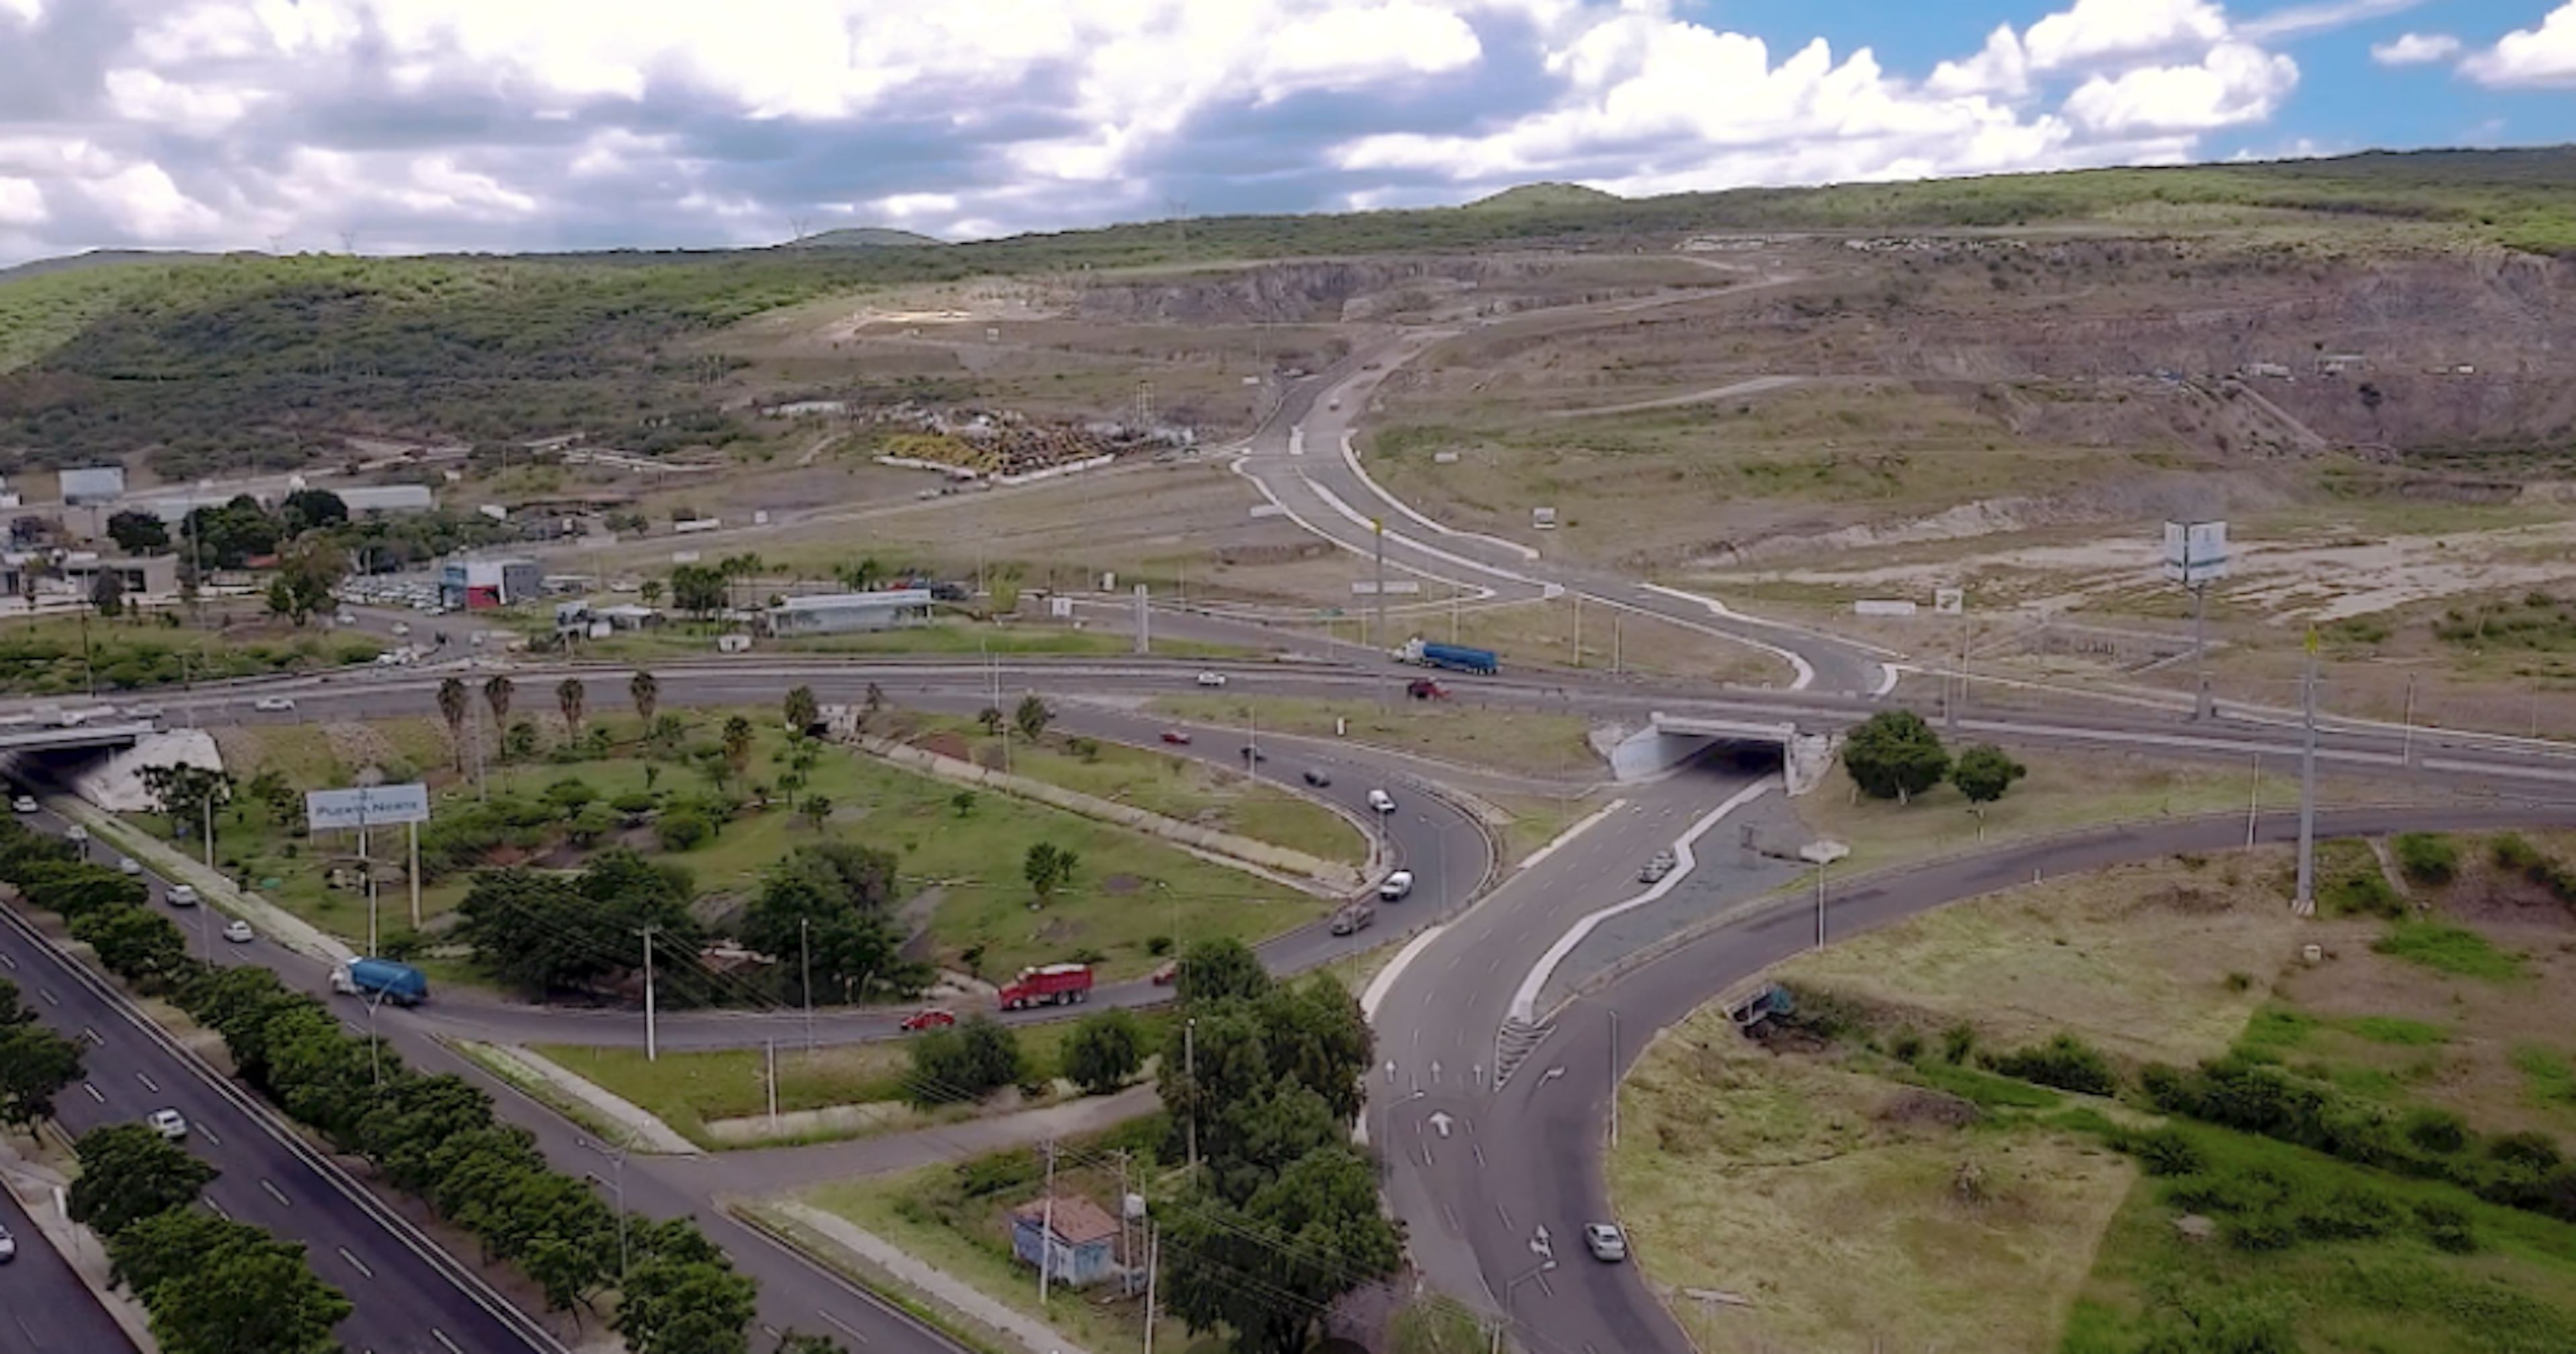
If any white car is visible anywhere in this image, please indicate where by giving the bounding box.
[64,824,86,844]
[118,857,142,876]
[0,1222,15,1263]
[1583,1223,1628,1262]
[254,696,297,712]
[9,795,34,814]
[390,622,411,637]
[1378,870,1414,901]
[222,919,254,944]
[146,1109,189,1140]
[1195,671,1228,687]
[126,703,164,720]
[1366,788,1397,814]
[166,885,199,908]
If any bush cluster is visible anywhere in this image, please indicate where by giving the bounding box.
[1985,1034,2120,1096]
[2141,1057,2576,1226]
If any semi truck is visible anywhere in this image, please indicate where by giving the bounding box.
[998,962,1095,1011]
[330,957,430,1007]
[1391,637,1499,675]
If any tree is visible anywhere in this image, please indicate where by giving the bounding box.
[1014,693,1052,742]
[669,565,727,618]
[0,1019,83,1130]
[483,675,516,736]
[437,677,470,770]
[1841,710,1951,803]
[68,1123,218,1239]
[107,1208,265,1298]
[630,669,660,727]
[89,567,124,618]
[722,716,755,781]
[739,844,916,1002]
[614,1222,758,1354]
[1163,1147,1404,1354]
[148,1244,352,1354]
[1175,936,1271,1007]
[835,557,885,591]
[266,535,346,625]
[1062,1010,1144,1095]
[783,684,820,733]
[138,763,233,838]
[1023,842,1077,905]
[640,579,665,608]
[557,677,588,736]
[278,488,350,534]
[904,1015,1025,1107]
[798,795,832,831]
[107,510,170,555]
[246,769,297,825]
[773,1334,853,1354]
[861,681,885,727]
[1949,744,2027,826]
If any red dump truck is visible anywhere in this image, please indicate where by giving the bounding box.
[998,962,1095,1011]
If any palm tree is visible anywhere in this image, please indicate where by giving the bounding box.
[556,677,587,736]
[482,675,514,734]
[629,669,659,728]
[436,677,468,771]
[721,715,755,781]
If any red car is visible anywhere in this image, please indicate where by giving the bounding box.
[899,1009,957,1032]
[1149,960,1179,986]
[1161,730,1191,744]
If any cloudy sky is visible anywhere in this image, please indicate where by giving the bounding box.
[0,0,2569,266]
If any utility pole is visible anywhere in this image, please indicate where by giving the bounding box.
[1184,1017,1198,1174]
[1038,1139,1059,1305]
[1142,1223,1160,1354]
[765,1039,779,1132]
[800,917,814,1053]
[1611,612,1622,675]
[1570,591,1582,667]
[642,925,659,1062]
[1371,518,1387,651]
[1607,1009,1621,1147]
[2294,631,2319,917]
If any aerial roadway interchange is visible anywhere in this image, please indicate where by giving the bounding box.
[9,364,2576,1354]
[9,638,2576,1354]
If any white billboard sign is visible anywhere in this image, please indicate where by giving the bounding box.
[1350,581,1422,596]
[2161,520,2230,585]
[305,783,430,832]
[1855,600,1919,617]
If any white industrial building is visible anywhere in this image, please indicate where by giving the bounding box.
[763,589,933,636]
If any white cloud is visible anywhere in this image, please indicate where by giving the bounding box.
[2025,0,2226,72]
[1927,25,2029,99]
[2463,3,2576,87]
[2237,0,2422,42]
[2063,42,2298,133]
[0,0,2337,262]
[0,178,44,226]
[2370,32,2459,66]
[0,0,42,25]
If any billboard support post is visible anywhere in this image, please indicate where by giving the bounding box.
[2162,522,2231,720]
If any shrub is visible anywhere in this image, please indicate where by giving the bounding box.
[2392,833,2457,886]
[1941,1023,1978,1065]
[2414,1200,2479,1253]
[2322,868,2404,920]
[2493,832,2544,873]
[1987,1033,2120,1096]
[1888,1030,1925,1063]
[611,791,659,815]
[2125,1127,2208,1178]
[655,810,714,852]
[2402,1107,2468,1155]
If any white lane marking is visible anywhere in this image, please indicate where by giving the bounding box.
[83,1082,104,1103]
[199,1125,219,1146]
[1336,428,1541,561]
[0,950,14,968]
[822,1310,869,1342]
[80,1026,101,1044]
[433,1329,464,1354]
[39,987,57,1005]
[1508,779,1778,1022]
[136,1072,158,1094]
[339,1246,374,1279]
[260,1179,290,1206]
[1359,924,1445,1021]
[205,1199,229,1220]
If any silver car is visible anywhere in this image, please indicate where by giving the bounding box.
[1583,1223,1627,1262]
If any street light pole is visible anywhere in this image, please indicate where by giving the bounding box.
[641,925,659,1062]
[800,917,814,1054]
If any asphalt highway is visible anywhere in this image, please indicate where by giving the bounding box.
[0,903,559,1354]
[0,1165,137,1354]
[1407,798,2576,1354]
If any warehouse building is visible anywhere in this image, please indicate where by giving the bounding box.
[763,589,932,636]
[441,556,543,610]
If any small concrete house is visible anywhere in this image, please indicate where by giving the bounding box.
[1008,1196,1122,1288]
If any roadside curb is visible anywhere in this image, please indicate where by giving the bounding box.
[740,1200,1098,1354]
[460,1042,702,1155]
[0,1139,162,1353]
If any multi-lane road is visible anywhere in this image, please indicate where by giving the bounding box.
[0,901,560,1354]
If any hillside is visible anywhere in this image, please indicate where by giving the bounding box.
[790,227,943,248]
[8,144,2576,479]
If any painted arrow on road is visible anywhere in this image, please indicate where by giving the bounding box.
[1429,1111,1454,1139]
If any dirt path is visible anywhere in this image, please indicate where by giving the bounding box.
[1544,373,1806,420]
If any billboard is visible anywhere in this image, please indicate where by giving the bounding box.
[2161,520,2230,586]
[305,784,430,832]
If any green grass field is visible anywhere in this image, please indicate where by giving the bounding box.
[138,710,1330,980]
[1148,693,1595,779]
[902,714,1362,864]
